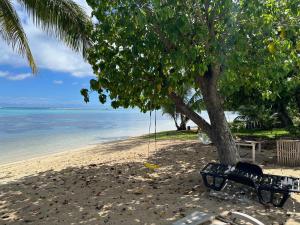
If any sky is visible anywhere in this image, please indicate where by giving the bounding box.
[0,0,102,108]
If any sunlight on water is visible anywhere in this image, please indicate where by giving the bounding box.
[0,107,237,164]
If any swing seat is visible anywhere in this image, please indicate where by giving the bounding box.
[200,162,300,207]
[144,162,160,170]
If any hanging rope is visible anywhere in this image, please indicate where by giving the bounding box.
[154,109,157,152]
[144,109,160,171]
[147,111,152,158]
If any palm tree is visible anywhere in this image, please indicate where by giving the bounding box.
[0,0,91,73]
[162,88,203,130]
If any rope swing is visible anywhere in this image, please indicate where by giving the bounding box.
[144,110,160,171]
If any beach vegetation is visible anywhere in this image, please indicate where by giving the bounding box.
[145,128,297,141]
[222,62,300,130]
[83,0,299,164]
[0,0,92,73]
[161,88,203,131]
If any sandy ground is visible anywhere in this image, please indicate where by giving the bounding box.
[0,137,299,225]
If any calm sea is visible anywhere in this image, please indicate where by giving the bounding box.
[0,107,237,164]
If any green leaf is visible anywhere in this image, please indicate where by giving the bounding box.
[80,88,89,103]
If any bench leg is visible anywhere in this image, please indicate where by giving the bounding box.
[271,191,290,207]
[257,187,290,207]
[257,188,272,205]
[201,174,227,191]
[252,144,255,163]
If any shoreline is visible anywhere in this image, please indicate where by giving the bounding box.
[0,135,173,184]
[0,135,145,167]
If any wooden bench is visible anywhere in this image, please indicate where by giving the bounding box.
[235,140,262,163]
[277,139,300,166]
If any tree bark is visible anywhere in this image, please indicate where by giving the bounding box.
[275,102,293,127]
[172,116,180,130]
[177,114,188,130]
[296,87,300,114]
[195,66,239,165]
[170,66,240,165]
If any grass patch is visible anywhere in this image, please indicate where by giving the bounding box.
[143,128,296,141]
[233,128,290,139]
[143,130,198,141]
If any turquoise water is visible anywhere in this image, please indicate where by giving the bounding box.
[0,107,237,164]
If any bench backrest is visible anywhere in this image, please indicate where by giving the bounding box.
[227,162,263,187]
[277,140,300,167]
[236,162,263,176]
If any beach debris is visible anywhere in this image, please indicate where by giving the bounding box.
[191,184,202,192]
[144,162,160,171]
[95,204,104,210]
[103,216,110,223]
[62,199,68,205]
[132,187,144,195]
[208,182,255,204]
[1,214,9,219]
[88,164,97,167]
[159,211,166,217]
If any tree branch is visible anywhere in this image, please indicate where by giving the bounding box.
[169,92,212,136]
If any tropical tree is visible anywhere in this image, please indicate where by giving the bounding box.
[296,87,300,114]
[83,0,298,164]
[220,0,300,129]
[0,0,92,73]
[162,89,203,131]
[222,79,296,129]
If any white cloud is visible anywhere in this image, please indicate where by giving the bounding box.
[0,71,7,78]
[53,80,63,85]
[76,0,93,15]
[0,1,94,78]
[8,73,32,81]
[0,71,32,81]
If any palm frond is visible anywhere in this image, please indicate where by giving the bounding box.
[17,0,92,58]
[188,91,205,112]
[0,0,37,73]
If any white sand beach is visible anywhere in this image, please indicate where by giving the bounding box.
[0,137,299,225]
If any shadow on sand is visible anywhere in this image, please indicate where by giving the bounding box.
[0,142,299,224]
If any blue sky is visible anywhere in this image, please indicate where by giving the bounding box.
[0,1,101,108]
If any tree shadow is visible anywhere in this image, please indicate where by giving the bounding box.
[90,137,152,154]
[0,142,299,224]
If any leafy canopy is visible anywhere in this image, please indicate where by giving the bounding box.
[84,0,299,112]
[220,0,300,127]
[220,0,300,102]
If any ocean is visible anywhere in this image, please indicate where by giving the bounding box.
[0,107,237,164]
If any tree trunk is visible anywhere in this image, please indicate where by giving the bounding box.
[173,117,180,130]
[169,93,213,137]
[178,122,187,130]
[296,87,300,114]
[169,66,239,165]
[275,102,293,127]
[177,114,187,130]
[196,66,239,165]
